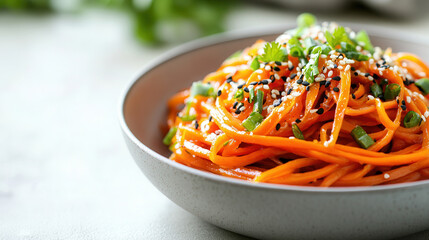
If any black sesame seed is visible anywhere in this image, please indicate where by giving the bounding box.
[226,76,233,83]
[235,109,242,114]
[324,95,329,99]
[261,79,269,85]
[354,72,358,76]
[376,63,380,68]
[316,108,324,115]
[352,93,356,99]
[296,119,302,123]
[194,120,199,129]
[217,90,222,96]
[281,76,287,82]
[287,88,293,95]
[270,75,275,81]
[237,84,244,89]
[375,171,383,175]
[302,81,310,86]
[333,87,340,92]
[351,67,356,71]
[290,73,297,79]
[325,81,331,87]
[249,81,258,85]
[243,87,249,93]
[401,105,407,110]
[332,76,341,81]
[276,123,281,131]
[396,99,400,104]
[401,100,406,105]
[273,66,281,71]
[208,116,213,122]
[373,74,380,79]
[273,99,282,107]
[306,86,310,91]
[364,73,370,77]
[275,61,282,66]
[320,80,327,85]
[233,102,239,109]
[288,65,294,71]
[297,79,303,84]
[334,64,338,69]
[351,84,357,89]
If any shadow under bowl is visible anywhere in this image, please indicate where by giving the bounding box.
[120,24,429,240]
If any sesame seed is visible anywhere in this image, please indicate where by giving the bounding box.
[402,100,406,105]
[384,173,390,179]
[239,106,245,111]
[255,69,263,74]
[332,76,341,81]
[290,73,297,79]
[217,90,222,96]
[226,77,233,83]
[345,65,351,71]
[406,96,411,103]
[287,88,293,95]
[250,81,258,85]
[338,66,344,70]
[334,64,338,69]
[333,87,340,92]
[237,84,244,89]
[368,76,374,81]
[281,76,287,82]
[263,85,269,90]
[288,65,294,71]
[194,120,199,129]
[276,123,281,130]
[368,95,374,100]
[352,93,356,99]
[261,79,269,85]
[275,61,282,66]
[325,81,331,87]
[316,108,324,115]
[273,99,282,107]
[274,74,280,80]
[297,79,303,84]
[424,111,429,118]
[302,81,310,86]
[328,71,333,77]
[272,89,280,95]
[401,105,407,110]
[273,66,280,71]
[271,94,276,98]
[244,87,249,93]
[265,65,271,71]
[306,86,310,91]
[296,119,301,123]
[208,116,213,122]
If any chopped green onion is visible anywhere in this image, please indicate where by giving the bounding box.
[303,37,317,56]
[163,127,177,145]
[403,111,421,128]
[355,30,374,53]
[338,42,369,61]
[297,13,316,28]
[292,123,304,140]
[351,125,375,149]
[370,83,383,98]
[242,112,264,131]
[287,37,306,61]
[253,90,264,114]
[250,57,260,71]
[223,140,230,146]
[227,50,242,60]
[380,78,389,87]
[415,78,429,95]
[302,46,322,84]
[249,88,255,103]
[190,82,215,98]
[384,83,401,100]
[259,42,287,62]
[234,89,244,101]
[180,114,196,122]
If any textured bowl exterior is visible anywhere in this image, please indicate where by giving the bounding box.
[120,25,429,239]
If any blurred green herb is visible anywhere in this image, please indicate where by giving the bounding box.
[0,0,235,45]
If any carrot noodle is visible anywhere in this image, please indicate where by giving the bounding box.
[163,19,429,187]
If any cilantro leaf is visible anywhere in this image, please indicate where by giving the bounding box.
[325,26,350,49]
[355,30,374,53]
[259,42,287,62]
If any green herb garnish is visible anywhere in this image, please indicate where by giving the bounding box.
[163,127,177,145]
[351,125,375,149]
[384,83,401,100]
[259,42,288,63]
[292,123,305,140]
[403,111,421,128]
[242,112,264,131]
[250,57,260,71]
[415,78,429,95]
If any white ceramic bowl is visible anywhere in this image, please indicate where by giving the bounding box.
[120,25,429,240]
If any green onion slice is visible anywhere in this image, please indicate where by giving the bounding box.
[351,125,375,149]
[370,83,382,98]
[250,57,260,71]
[403,111,421,128]
[190,82,215,98]
[415,78,429,95]
[180,114,196,122]
[292,123,305,140]
[253,90,264,114]
[249,88,255,103]
[234,88,244,101]
[163,127,177,145]
[242,112,264,131]
[384,83,401,100]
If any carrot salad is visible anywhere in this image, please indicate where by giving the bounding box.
[163,14,429,187]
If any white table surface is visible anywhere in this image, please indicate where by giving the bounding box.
[1,5,429,240]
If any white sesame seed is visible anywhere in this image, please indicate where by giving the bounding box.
[424,111,429,118]
[369,59,374,64]
[239,106,245,111]
[309,109,317,113]
[265,65,271,71]
[281,91,286,97]
[263,85,269,90]
[368,76,374,81]
[339,60,345,65]
[272,89,280,95]
[288,61,293,68]
[345,65,351,71]
[274,74,280,80]
[345,59,355,64]
[339,55,344,59]
[328,70,333,77]
[384,173,390,179]
[257,75,261,80]
[323,141,329,147]
[255,69,263,74]
[291,91,301,97]
[296,67,300,72]
[321,54,327,59]
[271,94,276,98]
[338,66,344,70]
[323,68,327,74]
[368,95,374,100]
[422,116,426,122]
[406,96,411,103]
[356,45,362,51]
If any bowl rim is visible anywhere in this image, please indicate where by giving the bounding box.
[119,23,429,193]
